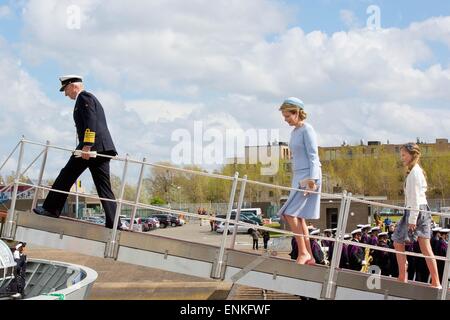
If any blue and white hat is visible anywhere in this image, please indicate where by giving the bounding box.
[282,97,305,109]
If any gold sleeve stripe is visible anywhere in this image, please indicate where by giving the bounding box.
[84,129,96,143]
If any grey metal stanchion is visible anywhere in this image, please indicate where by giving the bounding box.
[129,157,146,232]
[2,140,25,240]
[105,154,129,258]
[323,191,351,300]
[31,140,50,211]
[230,175,247,250]
[211,172,239,279]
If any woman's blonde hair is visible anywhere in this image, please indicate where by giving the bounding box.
[400,143,423,175]
[279,103,307,121]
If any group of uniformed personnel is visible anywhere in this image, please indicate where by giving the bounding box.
[291,223,449,283]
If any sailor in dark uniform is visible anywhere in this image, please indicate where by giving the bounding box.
[431,227,442,255]
[339,234,351,269]
[436,228,449,283]
[33,75,121,229]
[372,232,391,276]
[289,236,298,260]
[405,240,416,280]
[348,229,365,271]
[326,228,337,263]
[309,229,326,265]
[413,239,429,283]
[369,227,381,246]
[321,228,333,263]
[321,229,332,248]
[360,224,371,244]
[9,242,27,298]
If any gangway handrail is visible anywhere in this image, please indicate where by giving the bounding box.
[4,139,450,257]
[2,138,450,300]
[18,139,450,217]
[12,181,450,263]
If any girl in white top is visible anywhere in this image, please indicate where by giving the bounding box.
[392,143,441,288]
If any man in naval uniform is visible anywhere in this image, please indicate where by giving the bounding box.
[348,228,365,271]
[33,75,121,229]
[309,229,326,265]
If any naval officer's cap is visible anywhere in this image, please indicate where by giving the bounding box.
[310,229,320,236]
[351,228,362,235]
[59,74,83,92]
[378,232,388,237]
[440,228,450,234]
[432,227,442,232]
[344,234,351,240]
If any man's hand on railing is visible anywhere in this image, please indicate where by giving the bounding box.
[73,148,97,160]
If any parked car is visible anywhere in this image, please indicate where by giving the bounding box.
[216,219,258,234]
[122,217,143,232]
[231,209,263,225]
[213,211,262,231]
[169,215,184,227]
[141,217,160,231]
[149,213,172,228]
[81,216,105,225]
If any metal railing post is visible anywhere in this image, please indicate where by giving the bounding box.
[211,172,239,279]
[2,140,25,239]
[129,157,146,232]
[31,140,50,210]
[323,191,351,300]
[105,154,129,258]
[230,175,247,250]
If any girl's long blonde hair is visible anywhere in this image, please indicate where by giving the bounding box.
[400,142,425,176]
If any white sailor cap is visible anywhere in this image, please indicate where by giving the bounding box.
[15,243,23,250]
[370,226,381,232]
[344,234,351,240]
[357,224,364,228]
[307,225,315,230]
[351,228,362,235]
[361,224,371,230]
[310,229,320,236]
[59,74,83,92]
[378,232,389,237]
[440,228,450,233]
[324,229,332,233]
[432,227,442,232]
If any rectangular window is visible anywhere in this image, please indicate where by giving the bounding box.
[326,208,338,229]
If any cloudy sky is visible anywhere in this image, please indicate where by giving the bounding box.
[0,0,449,182]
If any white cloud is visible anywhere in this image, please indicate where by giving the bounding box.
[0,5,11,19]
[0,0,447,176]
[340,9,359,29]
[125,100,202,123]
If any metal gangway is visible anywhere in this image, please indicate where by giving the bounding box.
[1,139,449,300]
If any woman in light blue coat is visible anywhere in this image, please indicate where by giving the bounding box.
[277,97,322,265]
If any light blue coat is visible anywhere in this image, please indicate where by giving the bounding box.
[290,122,321,179]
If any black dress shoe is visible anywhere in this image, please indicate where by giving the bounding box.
[33,208,59,218]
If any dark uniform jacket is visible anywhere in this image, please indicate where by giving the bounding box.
[348,239,365,271]
[73,91,117,155]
